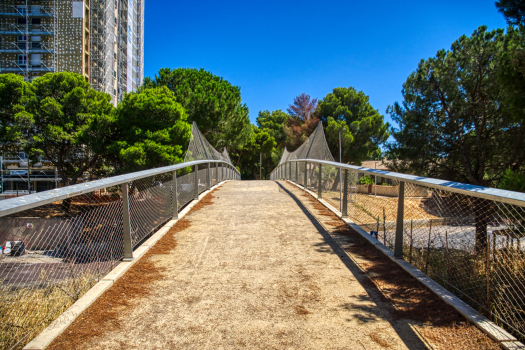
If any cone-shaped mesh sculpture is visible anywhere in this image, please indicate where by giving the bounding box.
[184,122,233,164]
[278,122,334,164]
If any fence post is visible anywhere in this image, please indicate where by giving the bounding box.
[216,162,218,185]
[288,162,291,181]
[394,181,405,258]
[194,164,199,199]
[341,169,348,218]
[207,162,211,190]
[121,182,134,261]
[318,164,322,199]
[295,162,298,183]
[304,162,308,189]
[172,171,178,219]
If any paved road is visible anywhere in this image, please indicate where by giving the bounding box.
[80,181,433,350]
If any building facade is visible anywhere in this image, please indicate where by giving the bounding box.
[0,0,144,105]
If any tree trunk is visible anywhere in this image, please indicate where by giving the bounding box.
[331,169,341,191]
[474,197,494,254]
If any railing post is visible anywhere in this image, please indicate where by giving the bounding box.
[295,162,298,183]
[341,169,348,218]
[216,162,218,185]
[194,164,199,199]
[318,164,322,199]
[304,161,308,189]
[121,182,134,261]
[172,171,178,219]
[222,163,224,181]
[394,181,405,258]
[289,162,291,181]
[207,162,211,190]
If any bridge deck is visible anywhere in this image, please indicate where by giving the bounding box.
[50,181,498,350]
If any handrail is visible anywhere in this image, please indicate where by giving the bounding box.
[0,160,239,218]
[272,159,525,207]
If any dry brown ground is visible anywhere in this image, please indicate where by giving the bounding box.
[289,183,499,350]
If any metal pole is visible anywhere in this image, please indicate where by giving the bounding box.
[304,162,308,189]
[172,171,178,219]
[295,162,298,183]
[0,156,2,194]
[207,162,211,190]
[394,181,405,258]
[27,160,31,194]
[342,169,348,218]
[260,152,262,180]
[121,182,134,261]
[339,129,342,211]
[194,165,199,199]
[222,163,224,181]
[216,162,218,186]
[318,164,322,199]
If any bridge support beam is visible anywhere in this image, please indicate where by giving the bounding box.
[318,164,322,199]
[394,181,405,258]
[121,182,134,261]
[341,169,348,218]
[172,171,178,219]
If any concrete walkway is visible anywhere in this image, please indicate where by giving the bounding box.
[80,181,432,349]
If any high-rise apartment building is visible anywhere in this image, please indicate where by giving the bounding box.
[0,0,144,105]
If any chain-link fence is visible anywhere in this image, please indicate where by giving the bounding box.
[0,122,240,350]
[270,122,525,340]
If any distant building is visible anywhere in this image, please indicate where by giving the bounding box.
[0,0,144,105]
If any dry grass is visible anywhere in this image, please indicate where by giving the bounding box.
[47,190,217,349]
[0,273,98,350]
[368,333,391,348]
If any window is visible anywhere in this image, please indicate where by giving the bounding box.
[18,55,27,66]
[31,18,41,25]
[17,18,27,25]
[17,6,27,15]
[18,35,27,41]
[31,42,41,49]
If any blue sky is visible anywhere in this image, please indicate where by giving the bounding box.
[144,0,506,129]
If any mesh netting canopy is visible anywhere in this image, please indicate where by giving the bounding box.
[278,122,334,164]
[184,122,233,164]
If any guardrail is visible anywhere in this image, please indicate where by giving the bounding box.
[0,160,240,350]
[271,159,525,340]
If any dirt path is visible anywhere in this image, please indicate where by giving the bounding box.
[51,180,499,350]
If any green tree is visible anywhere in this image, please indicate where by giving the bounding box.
[0,74,34,153]
[256,109,289,148]
[315,87,390,165]
[387,26,525,251]
[325,117,354,162]
[143,68,251,152]
[110,87,191,173]
[233,125,276,179]
[19,72,116,186]
[496,0,525,26]
[499,27,525,124]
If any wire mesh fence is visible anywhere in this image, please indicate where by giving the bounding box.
[0,122,240,350]
[270,120,525,340]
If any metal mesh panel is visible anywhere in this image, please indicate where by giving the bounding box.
[320,165,341,212]
[128,174,173,246]
[184,122,233,164]
[278,122,334,165]
[400,186,525,337]
[0,191,124,349]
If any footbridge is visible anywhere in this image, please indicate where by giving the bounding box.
[0,123,524,350]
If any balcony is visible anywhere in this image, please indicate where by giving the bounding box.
[0,60,55,73]
[0,5,54,17]
[0,24,54,36]
[0,42,54,54]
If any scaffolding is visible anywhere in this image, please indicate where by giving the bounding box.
[0,0,57,81]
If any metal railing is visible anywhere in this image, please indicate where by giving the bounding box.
[0,160,240,350]
[271,159,525,340]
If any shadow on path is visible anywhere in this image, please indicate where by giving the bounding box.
[276,181,431,350]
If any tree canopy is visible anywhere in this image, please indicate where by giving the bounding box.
[287,93,318,120]
[387,26,525,188]
[109,86,191,173]
[314,87,390,165]
[143,68,251,152]
[496,0,525,26]
[20,72,116,185]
